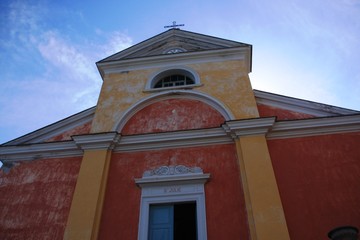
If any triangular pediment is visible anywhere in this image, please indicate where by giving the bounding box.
[99,29,250,62]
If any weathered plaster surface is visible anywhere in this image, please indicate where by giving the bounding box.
[91,69,155,133]
[268,132,360,240]
[0,157,81,240]
[91,59,258,133]
[46,121,93,142]
[191,61,259,119]
[121,98,225,135]
[257,104,315,120]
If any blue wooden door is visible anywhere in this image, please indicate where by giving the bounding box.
[148,205,174,240]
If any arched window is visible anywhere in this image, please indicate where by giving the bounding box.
[154,74,194,88]
[147,68,200,91]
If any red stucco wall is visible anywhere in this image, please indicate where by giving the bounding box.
[98,144,249,240]
[268,132,360,240]
[122,99,225,135]
[46,121,92,142]
[257,103,315,120]
[0,157,82,240]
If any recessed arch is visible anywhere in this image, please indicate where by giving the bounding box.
[113,90,234,133]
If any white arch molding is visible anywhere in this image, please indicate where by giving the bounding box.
[113,90,235,132]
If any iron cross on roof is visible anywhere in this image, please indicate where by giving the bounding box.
[164,21,185,29]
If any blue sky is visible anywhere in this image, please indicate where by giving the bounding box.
[1,0,360,144]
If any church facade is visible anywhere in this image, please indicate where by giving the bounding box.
[1,29,359,240]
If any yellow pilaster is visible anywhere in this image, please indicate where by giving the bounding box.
[235,135,290,240]
[64,149,112,240]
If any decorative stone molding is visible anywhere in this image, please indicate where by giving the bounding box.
[222,117,276,139]
[135,165,210,187]
[72,132,120,150]
[115,127,231,152]
[2,115,359,162]
[143,165,202,177]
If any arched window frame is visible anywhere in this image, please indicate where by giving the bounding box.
[144,67,201,92]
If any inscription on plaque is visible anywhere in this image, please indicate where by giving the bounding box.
[164,186,181,193]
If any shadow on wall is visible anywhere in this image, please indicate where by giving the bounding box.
[0,161,16,174]
[328,226,359,240]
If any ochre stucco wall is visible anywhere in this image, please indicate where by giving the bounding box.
[98,144,249,240]
[0,157,82,240]
[91,60,258,133]
[122,98,225,134]
[268,132,360,240]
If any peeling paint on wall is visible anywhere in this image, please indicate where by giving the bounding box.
[46,121,93,142]
[257,104,315,120]
[122,98,225,135]
[91,60,258,133]
[0,157,82,240]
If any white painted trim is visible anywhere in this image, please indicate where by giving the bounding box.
[254,90,358,117]
[97,47,251,77]
[135,165,210,240]
[267,114,360,139]
[222,117,276,138]
[0,141,82,161]
[144,65,201,90]
[143,83,203,93]
[116,127,232,152]
[72,132,120,150]
[2,115,359,161]
[113,90,235,132]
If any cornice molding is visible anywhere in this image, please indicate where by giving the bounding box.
[2,115,359,162]
[116,128,232,152]
[0,141,82,161]
[267,114,360,139]
[222,117,276,138]
[97,47,251,77]
[72,132,120,150]
[254,90,358,117]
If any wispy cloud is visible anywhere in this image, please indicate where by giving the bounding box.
[0,1,132,143]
